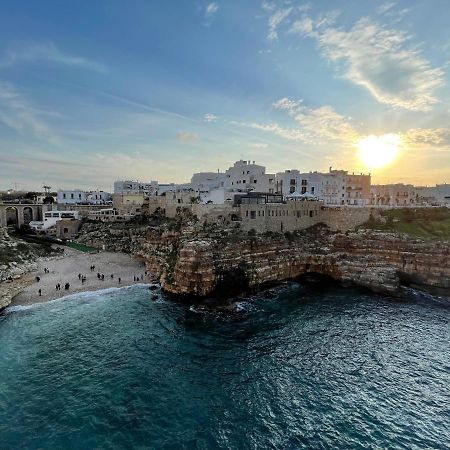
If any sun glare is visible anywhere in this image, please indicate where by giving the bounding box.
[357,134,401,169]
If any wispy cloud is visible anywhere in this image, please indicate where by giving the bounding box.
[0,81,59,144]
[236,100,358,145]
[290,15,444,111]
[0,42,107,73]
[377,2,396,15]
[205,2,219,18]
[204,113,218,122]
[176,131,199,142]
[267,7,293,40]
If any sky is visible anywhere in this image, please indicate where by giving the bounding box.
[0,0,449,191]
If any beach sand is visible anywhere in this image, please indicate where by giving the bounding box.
[11,248,153,307]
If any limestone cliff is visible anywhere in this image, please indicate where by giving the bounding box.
[0,228,54,309]
[140,227,450,298]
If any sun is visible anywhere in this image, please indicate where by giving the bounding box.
[357,134,401,169]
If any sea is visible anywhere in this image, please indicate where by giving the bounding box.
[0,282,449,449]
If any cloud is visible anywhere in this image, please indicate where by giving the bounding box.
[0,81,59,144]
[267,7,293,40]
[377,2,396,15]
[402,128,450,149]
[204,113,218,122]
[0,42,106,73]
[290,16,444,111]
[205,2,219,18]
[271,98,359,143]
[176,131,199,142]
[250,142,269,148]
[272,97,303,115]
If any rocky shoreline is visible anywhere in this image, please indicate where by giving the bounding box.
[3,221,449,310]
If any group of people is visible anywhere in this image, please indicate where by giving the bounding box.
[36,261,147,298]
[78,273,87,284]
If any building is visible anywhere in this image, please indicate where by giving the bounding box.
[29,210,81,232]
[345,172,371,206]
[191,160,276,204]
[370,184,418,207]
[113,180,159,196]
[416,184,450,206]
[57,190,111,205]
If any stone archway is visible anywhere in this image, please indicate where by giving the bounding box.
[23,206,33,224]
[5,207,19,227]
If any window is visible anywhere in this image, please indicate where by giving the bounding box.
[301,179,307,186]
[309,211,314,218]
[301,187,307,194]
[290,179,296,185]
[78,194,82,199]
[290,186,295,194]
[311,187,315,194]
[71,193,74,199]
[63,193,66,199]
[246,211,249,217]
[243,180,246,184]
[63,227,69,234]
[254,180,257,183]
[250,211,256,219]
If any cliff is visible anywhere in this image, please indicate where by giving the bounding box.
[139,226,450,298]
[0,228,55,309]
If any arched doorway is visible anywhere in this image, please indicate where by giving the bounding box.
[23,207,33,224]
[6,207,19,227]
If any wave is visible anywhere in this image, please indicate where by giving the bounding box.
[5,283,155,313]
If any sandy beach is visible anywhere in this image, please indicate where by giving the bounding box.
[11,248,153,307]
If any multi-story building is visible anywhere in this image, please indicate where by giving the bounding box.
[191,160,276,204]
[113,180,159,196]
[345,172,371,206]
[416,184,450,206]
[370,184,418,207]
[57,190,112,205]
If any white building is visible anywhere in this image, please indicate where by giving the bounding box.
[113,180,159,196]
[370,184,418,207]
[416,184,450,206]
[30,210,81,231]
[57,190,111,205]
[191,160,276,204]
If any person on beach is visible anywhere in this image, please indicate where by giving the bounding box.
[118,277,121,284]
[36,276,40,282]
[97,273,100,279]
[111,274,114,279]
[65,283,70,290]
[38,289,41,296]
[141,275,143,281]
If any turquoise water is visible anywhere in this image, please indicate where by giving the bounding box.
[1,283,450,449]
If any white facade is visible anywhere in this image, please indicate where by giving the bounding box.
[191,172,223,194]
[416,184,450,206]
[370,184,418,207]
[114,180,159,196]
[57,190,111,205]
[57,190,87,204]
[30,210,80,231]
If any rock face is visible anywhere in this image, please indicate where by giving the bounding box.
[139,227,450,298]
[0,228,50,309]
[76,222,148,254]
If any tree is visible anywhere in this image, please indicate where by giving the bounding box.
[43,196,55,204]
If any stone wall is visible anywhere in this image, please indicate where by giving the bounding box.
[320,207,378,232]
[240,200,321,233]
